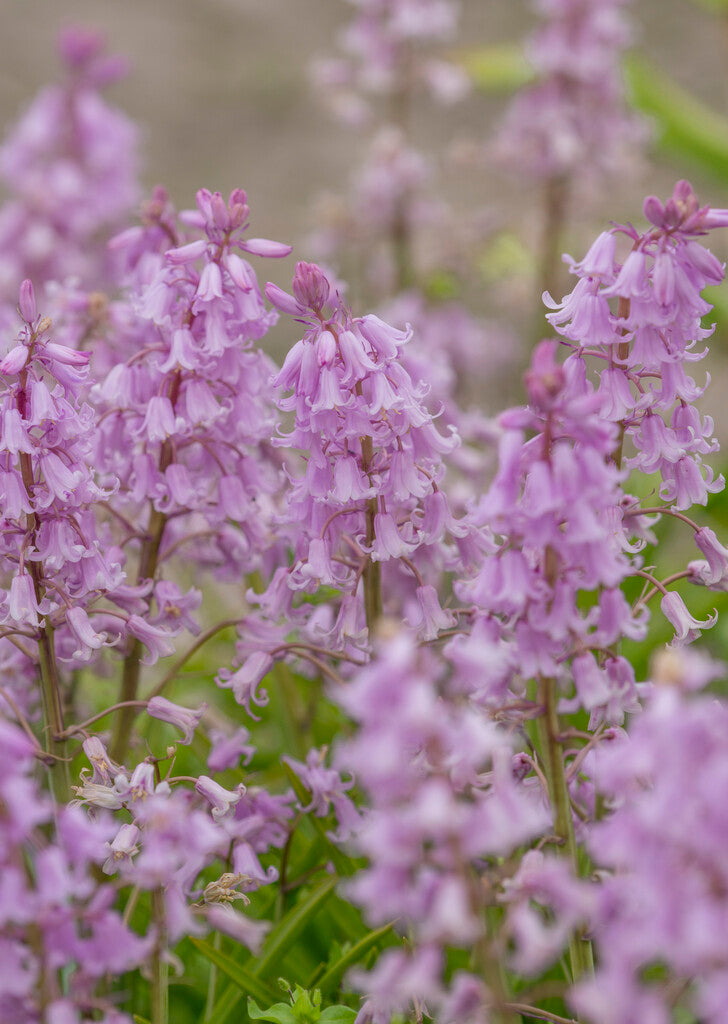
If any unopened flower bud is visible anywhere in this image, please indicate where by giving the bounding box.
[292,261,330,311]
[18,280,36,323]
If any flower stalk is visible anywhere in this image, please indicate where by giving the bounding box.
[537,675,593,981]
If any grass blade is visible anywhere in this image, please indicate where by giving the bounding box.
[256,875,337,977]
[311,922,397,994]
[189,936,280,1005]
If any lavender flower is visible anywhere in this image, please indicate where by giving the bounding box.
[495,0,645,185]
[0,27,140,298]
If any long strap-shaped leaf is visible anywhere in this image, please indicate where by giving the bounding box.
[207,876,339,1022]
[255,875,338,977]
[189,936,280,1005]
[310,921,397,994]
[624,54,728,181]
[205,981,243,1024]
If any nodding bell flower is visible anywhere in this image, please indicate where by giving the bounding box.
[146,696,207,745]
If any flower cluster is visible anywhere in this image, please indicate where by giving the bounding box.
[2,16,728,1024]
[311,0,468,127]
[98,185,291,581]
[495,0,645,184]
[335,631,547,1023]
[0,719,149,1024]
[456,337,645,725]
[546,180,728,639]
[75,730,286,956]
[238,261,463,657]
[571,651,728,1023]
[0,26,139,300]
[0,283,126,671]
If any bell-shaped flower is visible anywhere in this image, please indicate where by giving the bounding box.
[0,344,29,375]
[146,696,206,745]
[65,605,117,662]
[18,279,37,323]
[195,775,245,821]
[7,573,41,628]
[203,903,270,952]
[139,395,177,442]
[407,584,456,641]
[660,591,717,646]
[216,651,273,719]
[102,823,140,875]
[693,527,728,586]
[126,614,178,665]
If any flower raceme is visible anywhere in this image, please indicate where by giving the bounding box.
[495,0,645,184]
[230,262,466,651]
[0,282,128,666]
[0,26,139,299]
[547,179,728,511]
[99,186,292,581]
[2,35,728,1024]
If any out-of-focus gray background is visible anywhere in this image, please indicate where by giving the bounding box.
[1,0,727,244]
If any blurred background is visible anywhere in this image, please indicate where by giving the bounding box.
[2,0,728,428]
[0,0,726,250]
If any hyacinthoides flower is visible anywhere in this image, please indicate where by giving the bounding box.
[67,707,293,1024]
[0,281,125,798]
[547,180,728,601]
[494,0,645,301]
[309,0,508,512]
[568,649,728,1023]
[0,26,139,301]
[333,628,548,1024]
[96,186,291,762]
[0,717,153,1023]
[222,260,464,682]
[436,182,728,992]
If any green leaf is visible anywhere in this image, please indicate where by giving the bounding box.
[207,981,244,1024]
[319,1008,357,1024]
[248,998,299,1024]
[703,284,728,326]
[133,1017,152,1024]
[256,876,338,978]
[690,0,728,11]
[624,55,728,180]
[313,922,397,994]
[189,936,280,1005]
[457,44,532,92]
[291,983,322,1021]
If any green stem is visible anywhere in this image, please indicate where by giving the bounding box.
[18,448,70,801]
[110,504,168,763]
[111,368,179,764]
[203,930,221,1023]
[539,174,570,303]
[537,676,593,980]
[362,497,382,634]
[474,907,519,1024]
[36,612,71,802]
[358,414,382,635]
[611,296,632,469]
[151,888,169,1024]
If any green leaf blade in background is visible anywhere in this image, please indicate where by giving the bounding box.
[624,54,728,181]
[457,43,532,92]
[318,1007,357,1023]
[189,937,280,1006]
[247,998,298,1024]
[312,922,397,994]
[255,876,338,978]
